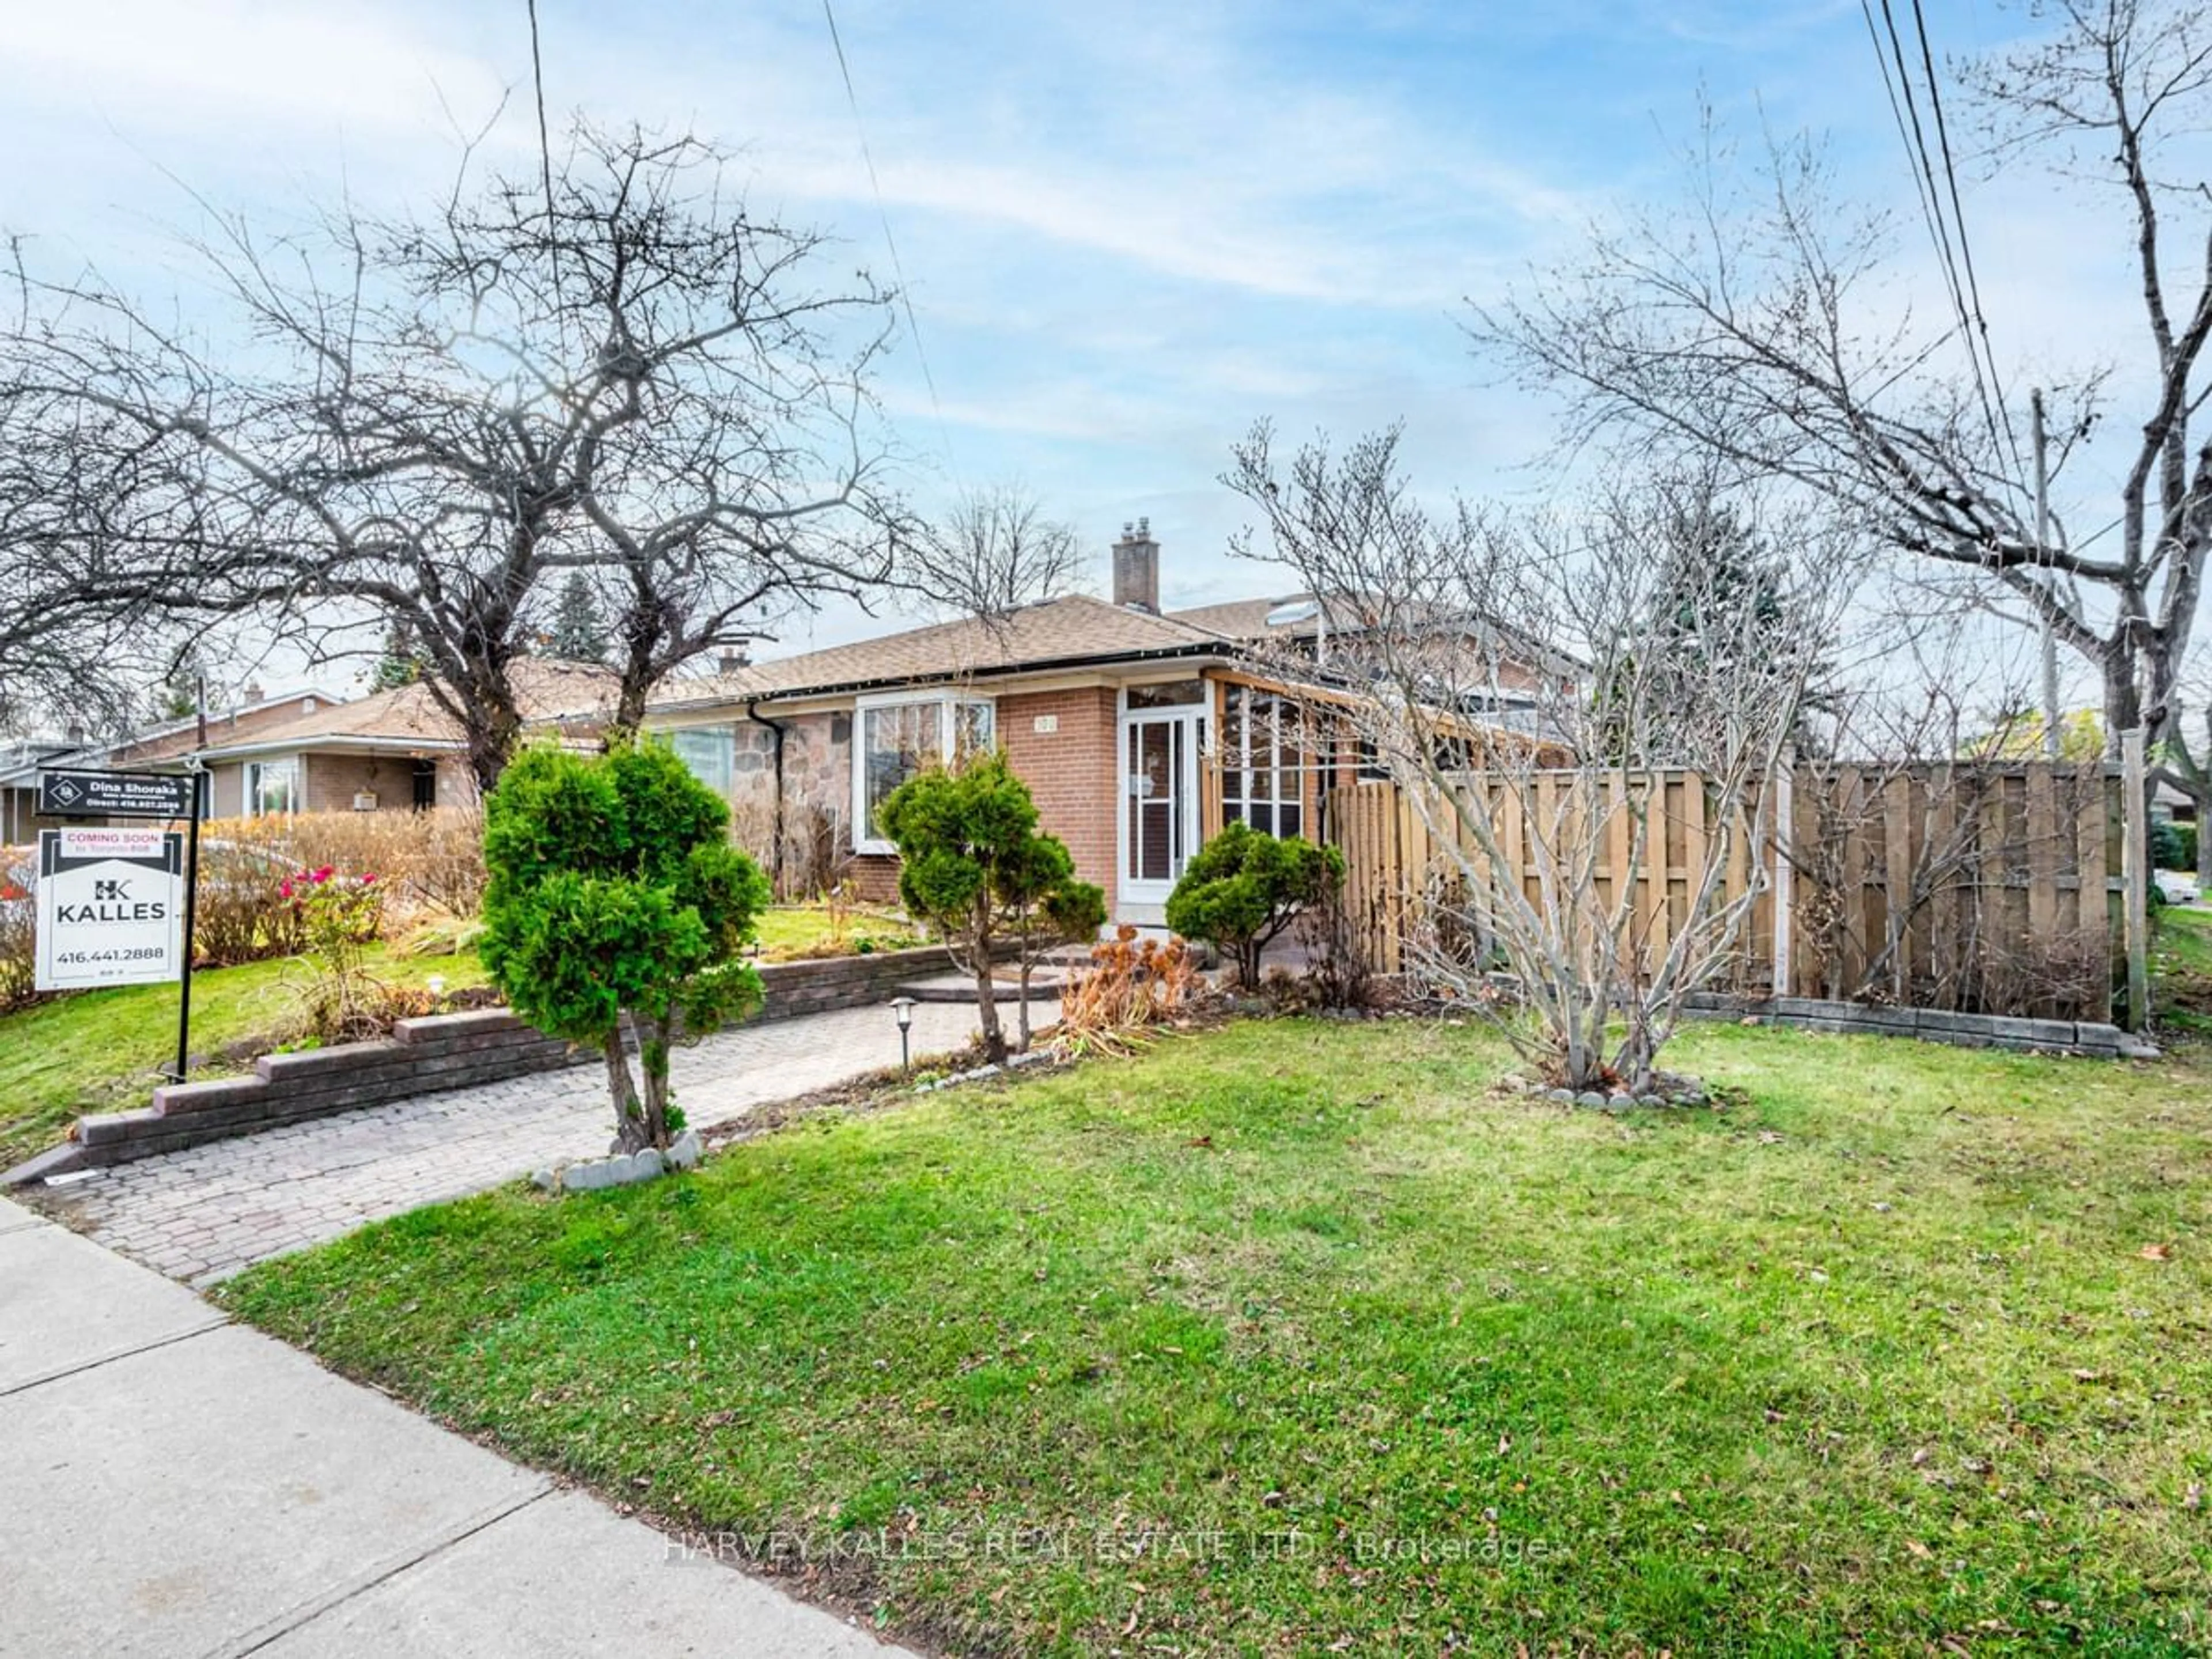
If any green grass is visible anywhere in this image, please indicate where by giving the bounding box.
[218,1019,2212,1655]
[0,945,490,1171]
[2154,906,2212,1043]
[752,900,922,961]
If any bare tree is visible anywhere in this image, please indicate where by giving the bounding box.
[0,377,241,736]
[902,483,1085,622]
[1472,3,2212,777]
[1227,423,1849,1094]
[4,120,907,788]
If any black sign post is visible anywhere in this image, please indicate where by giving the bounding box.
[37,767,204,1081]
[173,774,204,1083]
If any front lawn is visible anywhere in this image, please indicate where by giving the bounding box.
[2156,905,2212,1043]
[218,1019,2212,1654]
[752,899,922,961]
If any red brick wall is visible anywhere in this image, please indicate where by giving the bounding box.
[849,853,902,903]
[110,695,335,766]
[999,687,1120,914]
[302,753,442,815]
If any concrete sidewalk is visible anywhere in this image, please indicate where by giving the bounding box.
[0,1194,913,1659]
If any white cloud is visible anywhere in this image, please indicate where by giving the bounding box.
[0,0,510,141]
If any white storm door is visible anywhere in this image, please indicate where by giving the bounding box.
[1121,709,1200,910]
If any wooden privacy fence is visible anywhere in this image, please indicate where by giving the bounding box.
[1325,762,2124,1022]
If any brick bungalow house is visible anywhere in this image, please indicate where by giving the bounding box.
[189,660,620,817]
[3,663,620,836]
[645,523,1566,924]
[0,684,345,840]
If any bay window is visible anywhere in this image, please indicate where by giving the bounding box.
[854,693,996,853]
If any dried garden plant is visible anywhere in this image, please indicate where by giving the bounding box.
[1056,926,1206,1057]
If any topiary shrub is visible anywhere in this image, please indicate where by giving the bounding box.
[480,741,768,1153]
[878,751,1104,1063]
[1165,820,1344,989]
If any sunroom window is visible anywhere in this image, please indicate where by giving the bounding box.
[1221,686,1304,840]
[854,694,996,853]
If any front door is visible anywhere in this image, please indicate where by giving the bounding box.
[1119,691,1206,920]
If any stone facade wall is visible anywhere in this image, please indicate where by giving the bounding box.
[725,710,854,898]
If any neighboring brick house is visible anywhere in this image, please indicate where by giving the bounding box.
[643,523,1568,925]
[0,686,344,840]
[190,660,620,818]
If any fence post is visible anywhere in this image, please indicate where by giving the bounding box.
[1771,749,1795,998]
[2122,729,2150,1031]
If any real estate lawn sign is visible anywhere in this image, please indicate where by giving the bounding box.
[33,766,207,1081]
[34,827,185,991]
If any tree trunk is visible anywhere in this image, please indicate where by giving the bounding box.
[637,1014,675,1149]
[464,693,526,798]
[2104,647,2143,759]
[612,645,653,741]
[969,895,1006,1064]
[974,960,1006,1064]
[603,1028,649,1153]
[1015,955,1033,1053]
[2198,788,2212,891]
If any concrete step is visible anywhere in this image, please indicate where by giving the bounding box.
[896,969,1071,1004]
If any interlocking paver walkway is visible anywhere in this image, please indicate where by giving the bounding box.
[36,999,1049,1288]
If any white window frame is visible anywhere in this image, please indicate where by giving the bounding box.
[662,725,736,797]
[851,691,997,855]
[246,754,302,819]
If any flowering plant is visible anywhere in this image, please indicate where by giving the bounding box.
[283,865,388,1039]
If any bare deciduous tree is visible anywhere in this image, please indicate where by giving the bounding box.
[1472,3,2212,787]
[1227,423,1849,1093]
[3,120,907,787]
[0,380,243,737]
[902,483,1085,623]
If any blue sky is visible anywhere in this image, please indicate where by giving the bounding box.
[0,1,2115,687]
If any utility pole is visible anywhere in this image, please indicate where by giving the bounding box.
[2032,389,2061,760]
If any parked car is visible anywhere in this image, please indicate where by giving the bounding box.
[2155,869,2201,905]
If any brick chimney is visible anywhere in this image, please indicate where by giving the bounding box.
[1112,517,1160,613]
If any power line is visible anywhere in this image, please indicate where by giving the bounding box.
[1910,0,2028,487]
[525,0,556,234]
[1866,0,2016,489]
[819,0,958,478]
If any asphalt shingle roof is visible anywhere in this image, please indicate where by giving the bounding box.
[196,660,621,756]
[654,594,1239,710]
